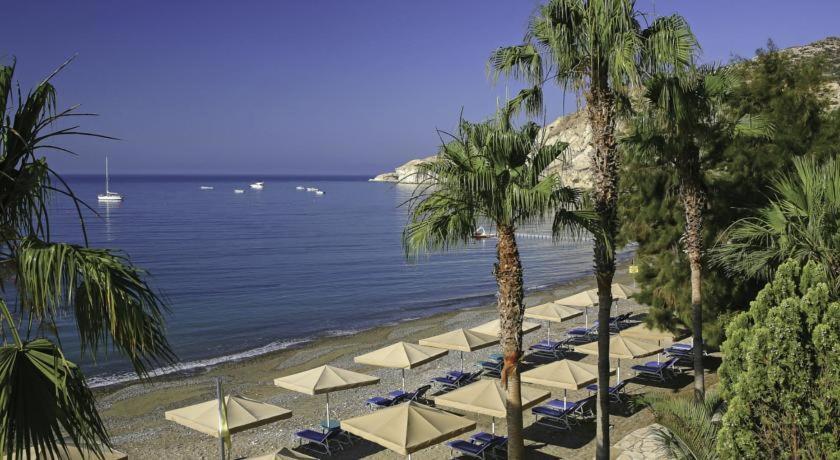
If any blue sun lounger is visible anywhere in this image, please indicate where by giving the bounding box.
[529,338,572,359]
[447,432,507,459]
[532,399,586,430]
[295,427,342,455]
[585,380,628,403]
[631,357,679,381]
[431,370,481,390]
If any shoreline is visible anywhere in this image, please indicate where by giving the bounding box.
[90,257,632,391]
[95,263,646,459]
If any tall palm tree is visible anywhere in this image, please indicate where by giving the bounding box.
[622,67,772,401]
[403,113,596,459]
[711,156,839,293]
[0,60,175,459]
[488,1,697,455]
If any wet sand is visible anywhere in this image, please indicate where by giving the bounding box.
[96,266,703,459]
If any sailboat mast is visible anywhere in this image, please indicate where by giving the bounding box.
[105,156,110,193]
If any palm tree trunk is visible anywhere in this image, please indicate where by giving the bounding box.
[680,163,706,402]
[495,225,526,460]
[586,87,619,460]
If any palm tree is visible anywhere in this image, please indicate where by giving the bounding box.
[621,67,772,401]
[711,156,839,293]
[642,390,724,460]
[488,1,697,455]
[403,113,596,459]
[0,60,175,459]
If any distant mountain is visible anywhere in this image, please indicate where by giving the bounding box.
[372,37,840,187]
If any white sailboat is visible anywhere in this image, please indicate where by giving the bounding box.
[97,156,123,202]
[250,181,264,190]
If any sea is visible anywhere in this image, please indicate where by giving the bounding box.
[39,175,626,387]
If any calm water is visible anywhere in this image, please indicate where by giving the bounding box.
[43,175,615,386]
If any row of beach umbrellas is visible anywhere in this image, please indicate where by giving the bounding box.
[162,282,689,459]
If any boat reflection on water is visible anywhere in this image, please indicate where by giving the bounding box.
[97,199,122,242]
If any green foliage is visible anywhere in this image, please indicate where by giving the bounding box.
[643,390,724,460]
[619,44,840,345]
[711,157,840,292]
[402,114,596,256]
[716,259,840,458]
[0,60,175,458]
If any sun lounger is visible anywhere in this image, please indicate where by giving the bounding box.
[529,338,572,359]
[532,400,583,430]
[431,370,481,390]
[365,391,411,410]
[478,360,502,377]
[585,380,628,403]
[447,432,507,459]
[295,427,342,455]
[545,395,596,420]
[610,313,632,332]
[631,357,679,381]
[407,384,431,403]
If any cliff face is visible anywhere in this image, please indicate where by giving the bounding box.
[372,37,840,187]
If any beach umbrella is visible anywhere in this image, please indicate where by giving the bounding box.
[419,328,499,371]
[274,365,379,426]
[621,323,687,363]
[354,341,448,390]
[3,445,127,460]
[468,319,541,337]
[554,290,599,327]
[575,335,662,383]
[433,379,549,434]
[524,302,583,342]
[165,382,292,459]
[521,359,615,407]
[340,401,476,459]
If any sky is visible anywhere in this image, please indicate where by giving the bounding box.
[2,1,838,176]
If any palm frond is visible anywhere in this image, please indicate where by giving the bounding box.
[14,238,175,375]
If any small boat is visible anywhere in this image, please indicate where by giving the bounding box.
[295,186,305,190]
[234,189,245,194]
[250,181,264,190]
[97,156,123,202]
[306,187,318,192]
[315,190,325,195]
[472,226,495,240]
[200,186,214,190]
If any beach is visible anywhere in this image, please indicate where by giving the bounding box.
[95,266,702,459]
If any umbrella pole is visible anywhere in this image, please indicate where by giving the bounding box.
[460,351,464,372]
[547,321,551,343]
[564,389,567,407]
[617,359,621,384]
[326,393,331,425]
[401,368,406,391]
[216,378,225,460]
[492,417,496,435]
[585,307,589,328]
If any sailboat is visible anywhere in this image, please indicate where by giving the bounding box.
[97,156,123,202]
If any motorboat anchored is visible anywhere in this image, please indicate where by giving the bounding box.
[250,181,264,190]
[234,189,245,194]
[200,186,214,190]
[306,187,318,192]
[97,156,123,202]
[295,186,305,190]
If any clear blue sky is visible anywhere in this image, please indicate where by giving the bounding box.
[2,1,838,175]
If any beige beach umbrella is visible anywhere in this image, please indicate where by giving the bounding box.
[433,378,549,434]
[521,359,615,407]
[468,319,541,337]
[620,323,688,363]
[354,341,448,390]
[554,290,599,327]
[419,328,499,371]
[575,335,662,382]
[340,401,476,459]
[3,445,127,460]
[274,365,379,425]
[166,395,292,435]
[525,302,583,342]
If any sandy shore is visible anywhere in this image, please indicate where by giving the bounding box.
[96,266,704,459]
